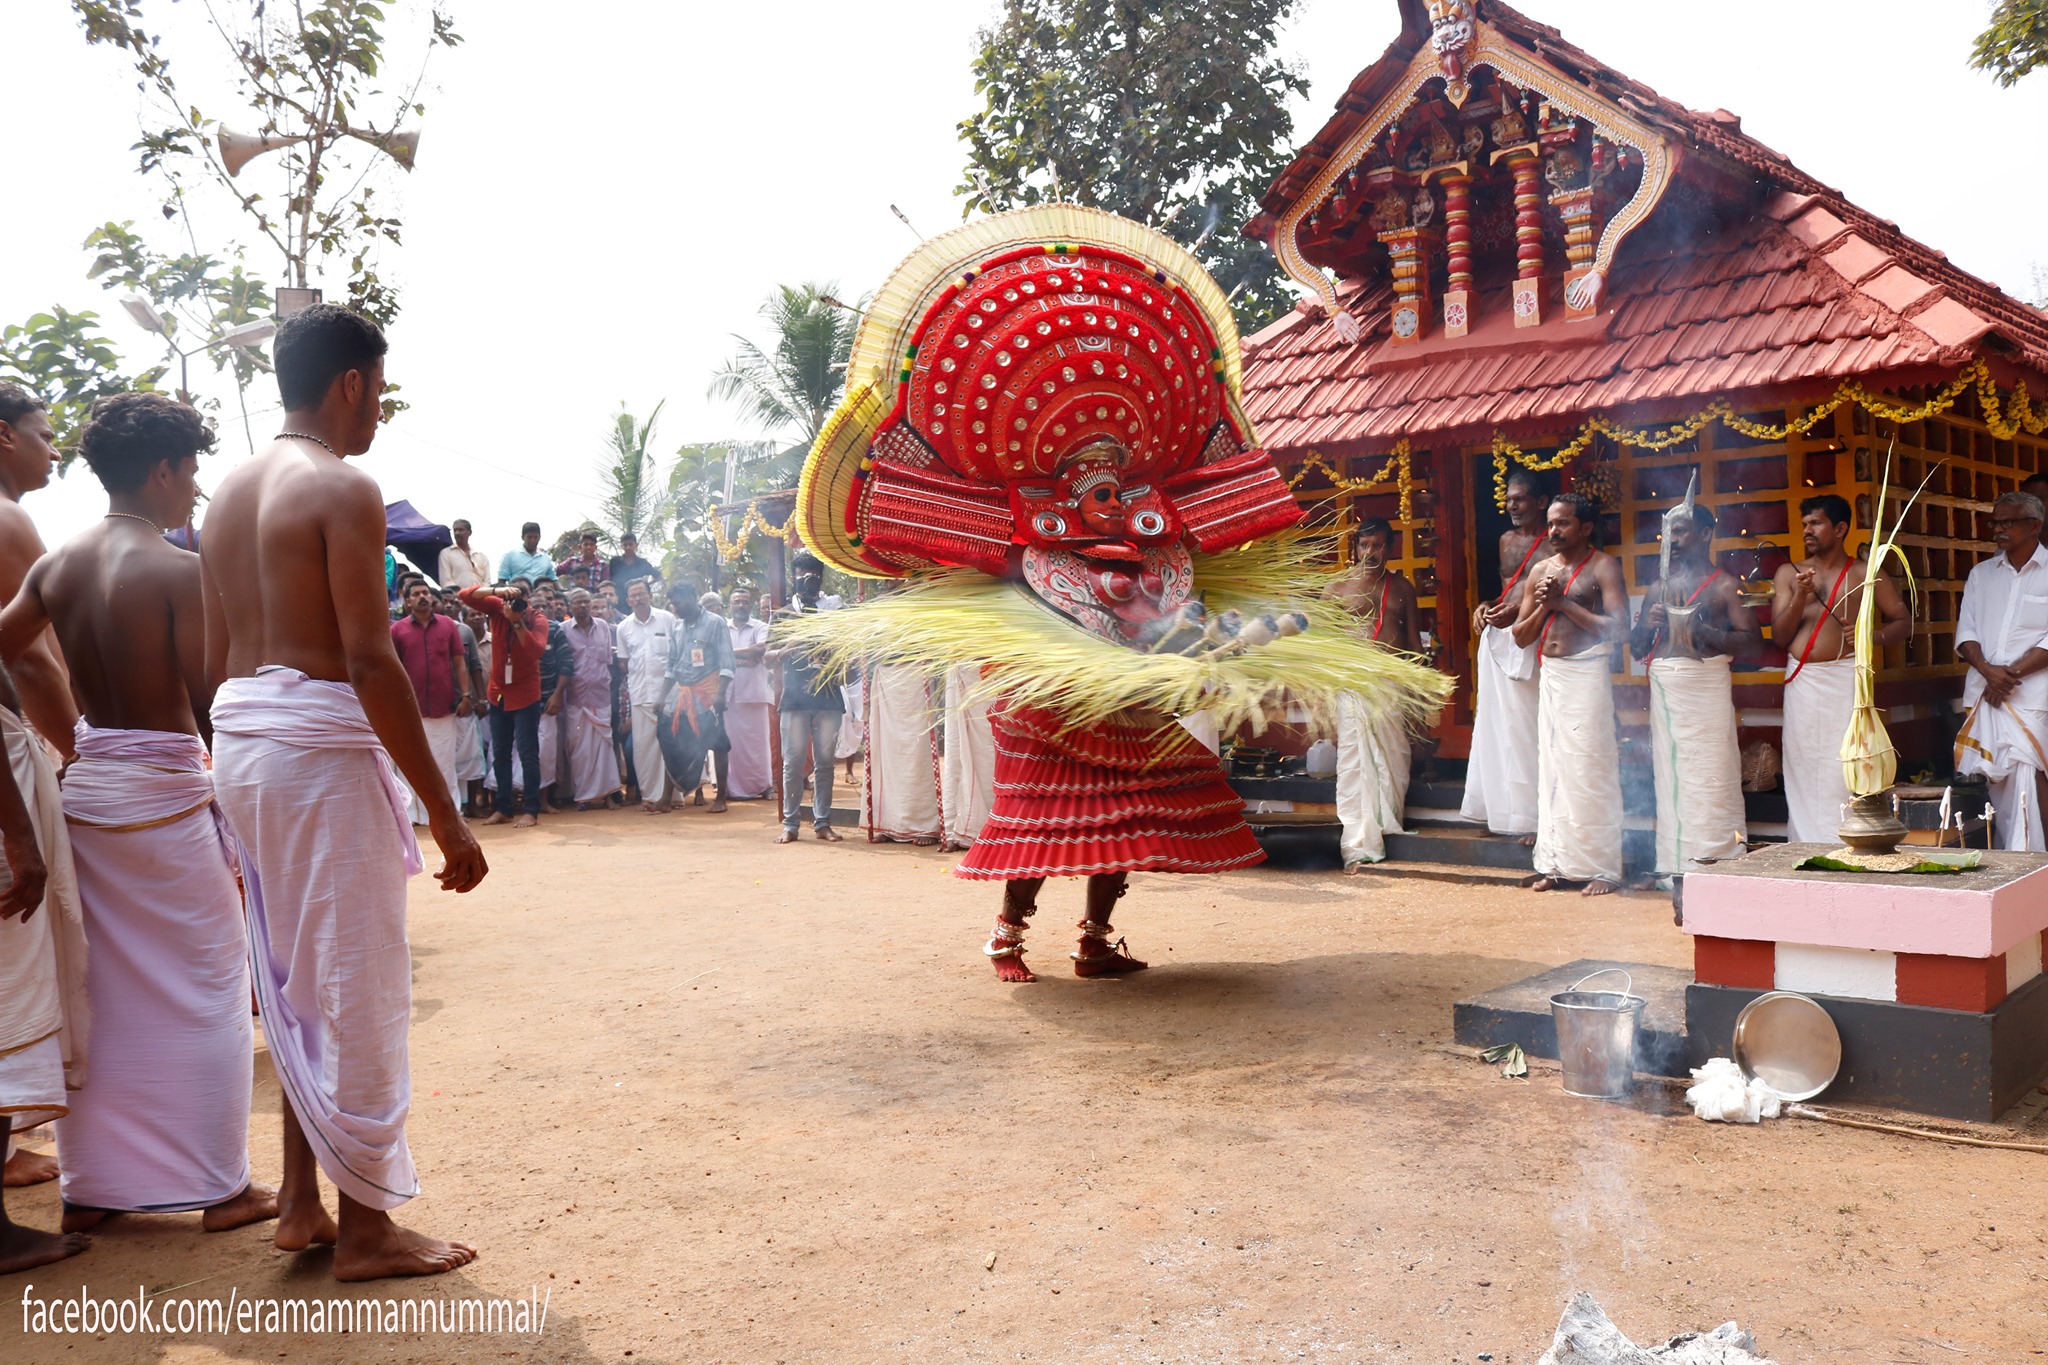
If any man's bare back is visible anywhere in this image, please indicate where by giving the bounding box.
[3,525,208,735]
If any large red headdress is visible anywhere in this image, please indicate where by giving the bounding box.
[797,206,1301,578]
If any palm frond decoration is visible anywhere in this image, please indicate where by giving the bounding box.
[598,400,667,544]
[1840,446,1930,796]
[771,534,1453,738]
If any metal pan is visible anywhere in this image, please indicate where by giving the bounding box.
[1732,991,1842,1101]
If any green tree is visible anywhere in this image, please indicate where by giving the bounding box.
[0,308,164,454]
[958,0,1308,334]
[595,401,669,546]
[708,283,860,468]
[1973,0,2048,85]
[665,439,787,588]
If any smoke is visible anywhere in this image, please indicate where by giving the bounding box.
[1548,1102,1653,1299]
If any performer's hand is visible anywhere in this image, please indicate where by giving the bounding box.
[1793,563,1817,596]
[1484,600,1516,628]
[1643,602,1667,631]
[428,811,488,893]
[0,826,47,923]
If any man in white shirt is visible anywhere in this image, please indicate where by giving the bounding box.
[614,578,678,812]
[723,588,774,800]
[1956,491,2048,850]
[437,519,489,591]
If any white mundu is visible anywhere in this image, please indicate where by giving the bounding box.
[56,723,252,1212]
[1645,656,1747,874]
[1336,691,1411,866]
[864,662,940,840]
[1460,623,1540,835]
[0,707,88,1152]
[941,664,995,846]
[1532,646,1624,885]
[564,702,619,804]
[1781,657,1855,844]
[211,668,423,1210]
[1954,542,2048,850]
[402,713,466,826]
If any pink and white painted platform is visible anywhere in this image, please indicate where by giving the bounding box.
[1681,844,2048,1119]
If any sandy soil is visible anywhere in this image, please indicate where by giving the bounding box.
[6,796,2045,1364]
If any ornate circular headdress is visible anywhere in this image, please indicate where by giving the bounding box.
[797,204,1300,578]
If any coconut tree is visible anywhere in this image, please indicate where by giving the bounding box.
[596,400,667,548]
[708,282,859,466]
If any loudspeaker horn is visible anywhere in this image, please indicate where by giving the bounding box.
[217,126,307,177]
[343,124,421,171]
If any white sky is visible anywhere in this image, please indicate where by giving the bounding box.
[5,0,2043,563]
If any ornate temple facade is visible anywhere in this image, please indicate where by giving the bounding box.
[1240,0,2048,811]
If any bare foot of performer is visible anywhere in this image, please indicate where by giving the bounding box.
[0,1119,88,1275]
[274,1094,471,1279]
[985,878,1042,983]
[1072,872,1147,977]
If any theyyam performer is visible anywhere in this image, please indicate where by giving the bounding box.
[779,204,1449,980]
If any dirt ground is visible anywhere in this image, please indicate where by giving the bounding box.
[6,794,2046,1364]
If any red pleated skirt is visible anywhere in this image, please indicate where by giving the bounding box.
[954,698,1264,880]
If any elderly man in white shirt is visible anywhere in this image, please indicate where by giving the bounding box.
[614,578,679,812]
[1956,490,2048,850]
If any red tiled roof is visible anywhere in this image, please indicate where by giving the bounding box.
[1240,2,2048,456]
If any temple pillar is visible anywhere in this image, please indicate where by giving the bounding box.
[1550,185,1603,319]
[1376,227,1442,345]
[1438,170,1474,338]
[1491,143,1544,328]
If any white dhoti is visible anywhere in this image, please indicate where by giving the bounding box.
[402,713,467,826]
[0,708,87,1135]
[1782,657,1856,844]
[56,724,252,1213]
[211,668,423,1211]
[530,706,565,794]
[456,712,485,784]
[1336,691,1412,866]
[724,702,773,800]
[1646,656,1748,875]
[1533,648,1625,885]
[1956,697,2048,851]
[863,663,940,841]
[941,665,995,846]
[565,704,621,804]
[631,701,666,802]
[1460,623,1540,835]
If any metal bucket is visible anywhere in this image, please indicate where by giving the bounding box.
[1550,969,1646,1100]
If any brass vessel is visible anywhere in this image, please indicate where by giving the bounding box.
[1836,790,1908,855]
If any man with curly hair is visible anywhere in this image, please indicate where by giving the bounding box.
[0,393,279,1238]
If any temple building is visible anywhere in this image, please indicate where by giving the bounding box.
[1238,0,2048,853]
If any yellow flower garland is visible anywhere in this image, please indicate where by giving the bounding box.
[709,501,794,563]
[1487,359,2047,509]
[1284,439,1416,523]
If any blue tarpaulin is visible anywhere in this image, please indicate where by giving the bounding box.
[385,500,452,582]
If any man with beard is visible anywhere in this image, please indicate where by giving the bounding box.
[1769,494,1908,843]
[1461,470,1553,841]
[1511,493,1628,895]
[1324,518,1423,869]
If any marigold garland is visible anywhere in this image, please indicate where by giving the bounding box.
[709,501,793,563]
[1285,439,1415,523]
[1486,359,2047,509]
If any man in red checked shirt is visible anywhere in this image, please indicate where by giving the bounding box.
[458,581,550,828]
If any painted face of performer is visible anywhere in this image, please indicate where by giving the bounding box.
[1074,471,1128,538]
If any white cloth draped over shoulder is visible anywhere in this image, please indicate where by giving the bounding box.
[1460,623,1540,835]
[1954,546,2048,851]
[1336,691,1412,867]
[863,662,941,840]
[941,665,996,846]
[1781,657,1855,844]
[211,668,423,1211]
[56,723,252,1212]
[1532,647,1624,885]
[1645,656,1747,874]
[0,705,88,1128]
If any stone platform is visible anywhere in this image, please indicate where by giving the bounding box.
[1681,844,2048,1120]
[1452,959,1693,1077]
